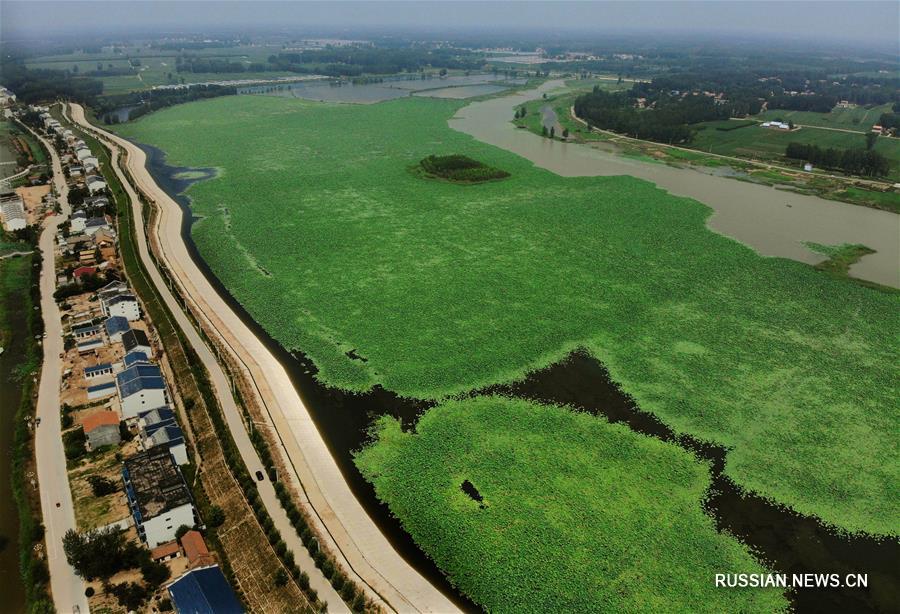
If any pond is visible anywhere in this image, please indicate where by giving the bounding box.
[450,81,900,287]
[240,73,525,104]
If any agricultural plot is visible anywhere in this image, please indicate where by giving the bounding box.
[356,396,788,613]
[755,103,893,130]
[114,94,899,539]
[689,121,900,179]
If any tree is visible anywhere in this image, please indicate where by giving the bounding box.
[541,125,548,137]
[207,504,226,527]
[865,131,878,150]
[549,126,555,139]
[63,527,127,580]
[274,568,289,587]
[88,475,118,496]
[175,524,192,540]
[562,128,570,139]
[140,558,171,588]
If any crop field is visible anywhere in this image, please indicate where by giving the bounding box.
[755,103,893,130]
[113,94,899,544]
[689,121,900,179]
[356,396,788,613]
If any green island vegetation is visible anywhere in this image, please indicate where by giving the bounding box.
[418,154,509,183]
[356,396,788,613]
[113,94,899,543]
[804,242,880,280]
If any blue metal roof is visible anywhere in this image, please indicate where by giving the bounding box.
[104,316,130,335]
[138,406,175,425]
[87,381,116,393]
[124,350,149,367]
[168,566,243,614]
[116,363,165,398]
[149,425,184,447]
[84,363,112,375]
[143,417,177,437]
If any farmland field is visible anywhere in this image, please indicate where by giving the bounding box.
[755,103,893,130]
[689,121,900,179]
[355,396,788,613]
[112,93,899,545]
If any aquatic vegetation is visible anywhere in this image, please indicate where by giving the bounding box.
[418,154,509,182]
[356,396,789,613]
[114,95,898,536]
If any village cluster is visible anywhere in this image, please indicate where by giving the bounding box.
[19,102,243,613]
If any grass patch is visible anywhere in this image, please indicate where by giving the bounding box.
[418,154,509,183]
[113,94,899,536]
[355,396,788,613]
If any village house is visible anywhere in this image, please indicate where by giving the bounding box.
[104,315,130,343]
[122,329,152,357]
[122,445,197,547]
[166,565,243,614]
[116,361,168,419]
[83,410,122,450]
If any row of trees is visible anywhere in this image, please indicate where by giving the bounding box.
[785,142,891,177]
[0,62,103,104]
[94,84,238,123]
[573,88,732,144]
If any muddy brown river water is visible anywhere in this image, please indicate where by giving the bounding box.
[450,81,900,288]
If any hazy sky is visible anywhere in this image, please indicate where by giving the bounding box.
[2,1,899,50]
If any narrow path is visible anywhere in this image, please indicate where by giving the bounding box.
[0,250,34,260]
[61,105,350,612]
[26,121,89,614]
[67,103,459,613]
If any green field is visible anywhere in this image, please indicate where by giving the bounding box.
[756,103,893,130]
[113,94,898,545]
[27,44,299,95]
[356,396,787,613]
[690,121,900,179]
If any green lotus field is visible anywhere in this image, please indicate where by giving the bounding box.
[114,92,897,608]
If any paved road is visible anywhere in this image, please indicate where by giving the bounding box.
[62,105,350,612]
[27,121,89,614]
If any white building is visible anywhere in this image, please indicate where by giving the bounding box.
[123,446,196,547]
[70,209,87,233]
[105,293,141,321]
[87,175,108,194]
[116,361,168,419]
[0,193,26,231]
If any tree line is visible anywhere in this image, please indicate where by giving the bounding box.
[785,142,891,177]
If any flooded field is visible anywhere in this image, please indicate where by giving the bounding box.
[451,81,900,287]
[240,73,525,104]
[413,84,508,99]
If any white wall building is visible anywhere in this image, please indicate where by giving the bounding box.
[123,446,196,548]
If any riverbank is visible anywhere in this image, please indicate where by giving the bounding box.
[67,103,460,613]
[453,80,899,288]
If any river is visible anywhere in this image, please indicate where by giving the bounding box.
[450,81,900,288]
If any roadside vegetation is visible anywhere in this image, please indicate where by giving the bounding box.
[113,94,899,539]
[356,396,788,613]
[1,254,53,613]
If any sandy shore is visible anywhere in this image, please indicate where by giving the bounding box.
[68,104,458,613]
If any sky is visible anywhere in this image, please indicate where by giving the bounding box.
[2,1,899,50]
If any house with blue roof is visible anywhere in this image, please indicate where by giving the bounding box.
[137,406,187,465]
[124,350,150,367]
[84,362,113,380]
[116,362,168,419]
[104,315,130,343]
[86,380,117,401]
[167,565,243,614]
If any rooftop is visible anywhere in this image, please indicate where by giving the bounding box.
[116,362,165,398]
[123,445,192,522]
[167,566,243,614]
[123,328,150,352]
[83,410,119,433]
[180,530,214,567]
[104,315,130,335]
